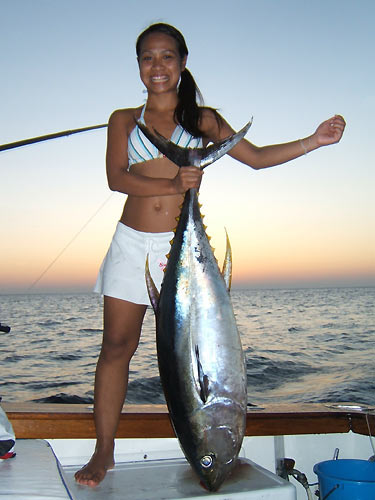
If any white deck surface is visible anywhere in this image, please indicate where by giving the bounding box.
[0,439,296,500]
[63,457,295,499]
[0,439,70,499]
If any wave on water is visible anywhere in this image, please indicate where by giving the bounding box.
[33,393,93,404]
[306,378,375,404]
[126,376,165,404]
[78,328,102,334]
[246,352,319,393]
[51,353,82,361]
[27,380,81,390]
[36,320,62,327]
[30,377,166,405]
[287,326,303,332]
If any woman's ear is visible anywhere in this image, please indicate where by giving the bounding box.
[181,55,187,72]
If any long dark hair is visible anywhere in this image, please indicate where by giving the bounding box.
[136,23,206,137]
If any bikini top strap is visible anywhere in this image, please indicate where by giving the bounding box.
[140,103,146,124]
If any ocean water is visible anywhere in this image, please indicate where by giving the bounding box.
[0,288,374,406]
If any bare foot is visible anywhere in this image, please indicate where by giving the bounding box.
[74,449,115,487]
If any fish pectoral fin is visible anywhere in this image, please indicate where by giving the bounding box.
[195,345,210,403]
[221,228,232,292]
[145,254,159,313]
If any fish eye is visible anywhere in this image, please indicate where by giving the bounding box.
[200,454,214,469]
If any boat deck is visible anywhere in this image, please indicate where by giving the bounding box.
[1,438,298,500]
[1,403,374,500]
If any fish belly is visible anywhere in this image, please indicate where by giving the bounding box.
[156,189,247,490]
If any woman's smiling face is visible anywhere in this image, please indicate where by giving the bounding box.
[138,32,186,94]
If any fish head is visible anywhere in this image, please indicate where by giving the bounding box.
[187,403,246,492]
[191,423,242,491]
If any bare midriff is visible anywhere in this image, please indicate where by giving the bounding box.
[120,157,184,233]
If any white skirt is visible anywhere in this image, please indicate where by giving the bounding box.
[94,222,173,305]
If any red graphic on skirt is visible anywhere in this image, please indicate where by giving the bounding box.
[158,261,167,271]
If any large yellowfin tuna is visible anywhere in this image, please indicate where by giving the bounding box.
[141,119,251,491]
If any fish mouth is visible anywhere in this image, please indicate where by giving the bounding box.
[198,460,234,492]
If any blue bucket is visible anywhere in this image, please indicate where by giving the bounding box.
[313,459,375,499]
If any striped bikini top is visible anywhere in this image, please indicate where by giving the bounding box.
[127,105,203,168]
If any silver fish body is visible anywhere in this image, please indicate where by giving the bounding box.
[144,120,252,490]
[147,188,247,491]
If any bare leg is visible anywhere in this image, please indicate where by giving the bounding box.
[75,296,147,486]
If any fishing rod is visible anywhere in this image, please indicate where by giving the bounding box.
[0,123,108,152]
[0,122,109,289]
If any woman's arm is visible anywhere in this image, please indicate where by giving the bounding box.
[201,110,346,170]
[106,109,202,196]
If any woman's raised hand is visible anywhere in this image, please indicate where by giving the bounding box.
[314,114,346,147]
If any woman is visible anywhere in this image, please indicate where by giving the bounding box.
[75,23,345,486]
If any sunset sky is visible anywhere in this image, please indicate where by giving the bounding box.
[1,0,374,293]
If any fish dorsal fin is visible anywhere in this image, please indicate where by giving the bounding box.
[195,345,210,403]
[221,228,232,292]
[145,255,159,313]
